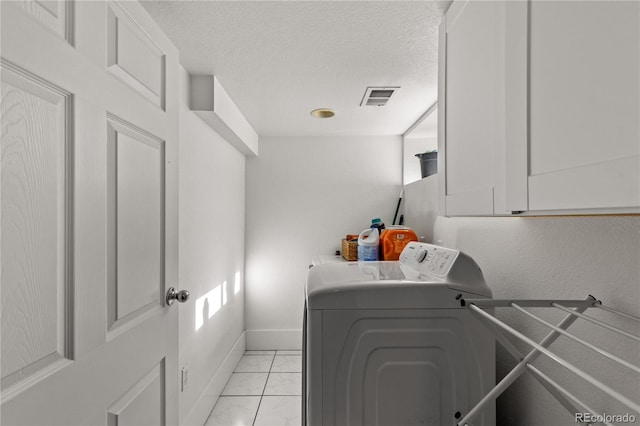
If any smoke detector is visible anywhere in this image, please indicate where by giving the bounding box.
[360,86,400,107]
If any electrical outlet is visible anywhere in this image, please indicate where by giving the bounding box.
[181,365,189,392]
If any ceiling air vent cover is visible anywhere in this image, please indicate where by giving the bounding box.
[360,86,400,107]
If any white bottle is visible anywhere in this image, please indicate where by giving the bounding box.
[357,228,379,261]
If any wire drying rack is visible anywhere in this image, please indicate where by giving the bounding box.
[457,295,640,426]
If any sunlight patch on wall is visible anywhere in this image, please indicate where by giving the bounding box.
[234,271,241,295]
[194,284,222,331]
[222,281,228,305]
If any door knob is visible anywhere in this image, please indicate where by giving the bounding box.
[166,287,190,305]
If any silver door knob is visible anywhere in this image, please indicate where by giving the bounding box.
[166,287,190,305]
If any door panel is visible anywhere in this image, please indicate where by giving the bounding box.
[107,360,165,426]
[1,1,179,424]
[0,62,73,392]
[11,0,72,43]
[107,117,165,331]
[106,2,166,108]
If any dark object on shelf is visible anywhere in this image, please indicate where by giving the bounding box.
[415,151,437,178]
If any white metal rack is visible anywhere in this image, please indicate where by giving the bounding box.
[457,295,640,426]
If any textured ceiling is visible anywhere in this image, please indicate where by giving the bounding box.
[141,1,450,137]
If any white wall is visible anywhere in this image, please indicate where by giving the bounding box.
[403,184,640,425]
[403,174,438,242]
[178,67,246,424]
[245,135,402,349]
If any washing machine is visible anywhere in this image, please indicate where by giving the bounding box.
[303,242,495,426]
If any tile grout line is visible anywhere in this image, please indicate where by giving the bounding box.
[251,352,277,426]
[203,402,215,426]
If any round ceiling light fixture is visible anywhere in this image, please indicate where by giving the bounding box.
[310,108,335,119]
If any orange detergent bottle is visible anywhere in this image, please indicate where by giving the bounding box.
[380,226,419,261]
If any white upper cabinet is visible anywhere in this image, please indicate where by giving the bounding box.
[507,0,639,214]
[440,0,640,216]
[438,0,506,216]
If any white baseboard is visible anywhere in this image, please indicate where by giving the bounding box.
[181,331,246,426]
[246,329,302,350]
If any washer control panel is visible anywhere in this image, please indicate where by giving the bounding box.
[399,242,459,277]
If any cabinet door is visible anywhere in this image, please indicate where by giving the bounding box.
[506,0,640,213]
[438,0,506,216]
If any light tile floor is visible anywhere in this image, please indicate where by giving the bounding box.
[204,350,302,426]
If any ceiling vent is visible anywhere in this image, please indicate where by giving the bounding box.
[360,86,400,107]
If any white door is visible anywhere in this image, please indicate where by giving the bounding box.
[1,1,181,424]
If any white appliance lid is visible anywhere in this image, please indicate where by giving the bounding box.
[305,242,491,309]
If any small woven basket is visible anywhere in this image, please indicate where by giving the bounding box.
[341,238,358,261]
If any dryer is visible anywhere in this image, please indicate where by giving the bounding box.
[303,242,495,426]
